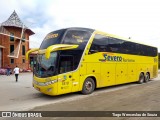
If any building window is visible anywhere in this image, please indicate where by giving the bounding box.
[22,45,25,55]
[22,59,25,63]
[22,34,25,42]
[10,45,14,53]
[10,33,14,41]
[11,59,14,64]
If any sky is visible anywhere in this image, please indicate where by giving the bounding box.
[0,0,160,51]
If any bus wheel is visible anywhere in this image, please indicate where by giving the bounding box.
[138,73,145,84]
[82,78,95,95]
[145,73,150,83]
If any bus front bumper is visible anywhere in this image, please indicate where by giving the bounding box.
[33,80,58,96]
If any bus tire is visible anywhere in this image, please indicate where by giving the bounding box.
[138,73,145,84]
[82,77,95,95]
[144,72,150,83]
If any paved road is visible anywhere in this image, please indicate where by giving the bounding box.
[0,73,92,111]
[1,73,159,111]
[29,74,160,120]
[0,73,160,120]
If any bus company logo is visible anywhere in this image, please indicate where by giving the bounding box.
[99,53,122,62]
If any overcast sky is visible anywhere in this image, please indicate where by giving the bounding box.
[0,0,160,51]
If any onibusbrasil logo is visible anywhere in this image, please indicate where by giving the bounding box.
[99,53,122,62]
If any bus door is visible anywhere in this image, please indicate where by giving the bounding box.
[57,55,74,94]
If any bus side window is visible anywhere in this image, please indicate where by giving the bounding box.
[107,38,124,53]
[89,34,108,54]
[89,34,158,57]
[59,56,74,74]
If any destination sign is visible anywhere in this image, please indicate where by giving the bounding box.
[44,33,58,40]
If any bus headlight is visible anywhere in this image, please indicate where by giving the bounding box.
[33,79,58,86]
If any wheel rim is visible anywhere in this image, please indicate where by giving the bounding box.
[85,81,93,92]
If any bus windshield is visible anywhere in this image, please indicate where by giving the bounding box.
[40,29,66,49]
[40,28,92,50]
[35,52,57,78]
[63,30,91,45]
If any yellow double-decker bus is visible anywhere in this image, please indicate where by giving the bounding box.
[26,27,158,96]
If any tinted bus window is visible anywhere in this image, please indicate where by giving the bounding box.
[89,34,157,57]
[60,50,83,71]
[40,29,66,49]
[123,42,138,55]
[107,38,124,53]
[63,30,91,44]
[59,56,74,74]
[63,30,92,50]
[89,34,108,53]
